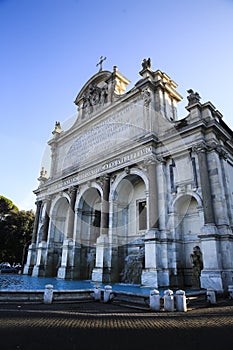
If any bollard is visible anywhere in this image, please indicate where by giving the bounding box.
[163,289,174,312]
[93,284,101,301]
[228,285,233,299]
[104,285,112,303]
[175,290,187,312]
[149,289,161,311]
[44,284,53,304]
[206,288,216,304]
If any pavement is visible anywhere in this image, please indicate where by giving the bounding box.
[0,298,233,350]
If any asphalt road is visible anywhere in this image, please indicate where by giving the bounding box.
[0,300,233,350]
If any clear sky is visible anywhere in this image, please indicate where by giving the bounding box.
[0,0,233,212]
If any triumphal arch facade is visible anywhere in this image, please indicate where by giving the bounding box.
[24,58,233,292]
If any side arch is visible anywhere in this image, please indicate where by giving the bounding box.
[170,193,204,288]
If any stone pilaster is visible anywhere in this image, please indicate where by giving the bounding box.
[156,158,169,287]
[193,144,215,226]
[193,144,223,292]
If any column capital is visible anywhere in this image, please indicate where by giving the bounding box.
[67,185,79,196]
[96,174,110,189]
[35,200,42,207]
[192,142,208,154]
[208,142,228,159]
[142,154,165,172]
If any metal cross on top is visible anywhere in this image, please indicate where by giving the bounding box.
[96,56,106,72]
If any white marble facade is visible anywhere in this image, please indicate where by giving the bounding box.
[24,58,233,293]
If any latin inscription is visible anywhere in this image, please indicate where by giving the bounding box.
[63,103,145,170]
[48,146,152,194]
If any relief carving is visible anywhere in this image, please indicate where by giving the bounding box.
[142,88,151,107]
[82,82,108,114]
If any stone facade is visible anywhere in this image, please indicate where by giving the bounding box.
[24,58,233,293]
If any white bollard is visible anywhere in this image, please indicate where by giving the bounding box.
[93,284,101,301]
[206,288,216,304]
[104,285,112,303]
[163,289,174,312]
[175,290,187,312]
[149,289,161,311]
[44,284,54,304]
[228,285,233,299]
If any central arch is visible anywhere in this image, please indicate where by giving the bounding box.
[111,173,147,284]
[76,187,101,280]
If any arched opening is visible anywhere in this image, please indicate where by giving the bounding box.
[76,187,101,280]
[47,197,69,276]
[112,174,146,284]
[174,195,203,288]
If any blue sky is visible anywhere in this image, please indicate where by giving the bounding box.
[0,0,233,211]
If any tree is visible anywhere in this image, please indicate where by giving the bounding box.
[0,196,35,264]
[0,195,18,221]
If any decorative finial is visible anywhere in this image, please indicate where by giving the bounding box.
[96,56,106,72]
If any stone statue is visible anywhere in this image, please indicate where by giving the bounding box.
[87,249,96,280]
[141,58,151,70]
[190,246,203,289]
[120,247,145,284]
[187,89,201,106]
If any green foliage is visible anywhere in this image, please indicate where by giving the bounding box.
[0,195,19,220]
[0,195,35,265]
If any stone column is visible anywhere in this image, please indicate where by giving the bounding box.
[57,186,77,279]
[141,155,159,288]
[32,200,42,244]
[42,198,52,242]
[92,175,111,283]
[23,200,42,275]
[67,186,78,239]
[100,175,110,235]
[32,198,51,278]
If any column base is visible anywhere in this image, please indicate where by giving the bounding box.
[32,265,46,277]
[200,270,223,293]
[91,267,103,283]
[141,268,158,288]
[57,266,73,279]
[31,241,47,277]
[157,269,170,287]
[23,243,37,276]
[23,265,34,276]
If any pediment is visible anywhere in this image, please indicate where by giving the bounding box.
[74,70,112,106]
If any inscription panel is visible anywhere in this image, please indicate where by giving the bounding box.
[63,102,146,170]
[45,146,152,196]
